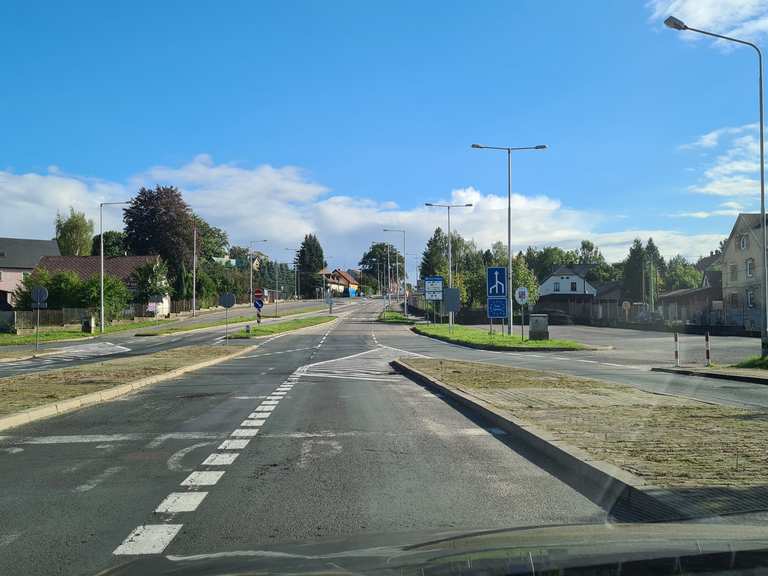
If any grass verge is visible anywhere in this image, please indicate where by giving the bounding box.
[231,315,335,338]
[412,324,586,350]
[377,311,414,324]
[0,317,177,346]
[134,305,330,336]
[0,346,234,416]
[402,358,767,490]
[734,356,768,369]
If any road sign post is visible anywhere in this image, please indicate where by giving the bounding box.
[31,286,48,352]
[219,292,236,344]
[515,286,529,340]
[425,276,444,323]
[486,267,508,324]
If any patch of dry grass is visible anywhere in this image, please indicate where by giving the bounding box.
[0,346,235,416]
[403,358,768,488]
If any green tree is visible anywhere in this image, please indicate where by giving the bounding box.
[523,245,578,281]
[419,228,448,278]
[91,230,127,257]
[510,256,539,306]
[622,239,646,302]
[82,274,132,322]
[55,207,94,256]
[194,215,229,261]
[297,234,325,298]
[360,242,405,292]
[132,259,171,304]
[665,255,703,291]
[123,186,195,280]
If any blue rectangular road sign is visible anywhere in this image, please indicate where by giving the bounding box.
[487,297,507,319]
[486,266,507,298]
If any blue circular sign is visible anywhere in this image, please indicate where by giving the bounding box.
[254,299,264,310]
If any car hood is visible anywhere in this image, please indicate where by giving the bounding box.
[100,522,768,576]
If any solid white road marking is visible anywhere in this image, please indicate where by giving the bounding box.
[267,394,285,399]
[602,362,628,368]
[180,471,225,486]
[155,492,208,513]
[230,428,259,437]
[74,466,124,493]
[577,359,599,364]
[202,452,238,466]
[114,524,183,555]
[218,439,250,450]
[0,447,23,454]
[22,434,144,444]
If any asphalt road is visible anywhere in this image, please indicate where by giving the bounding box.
[465,322,761,367]
[0,300,604,576]
[0,300,356,378]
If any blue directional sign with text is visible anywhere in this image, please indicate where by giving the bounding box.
[486,266,507,298]
[487,297,507,319]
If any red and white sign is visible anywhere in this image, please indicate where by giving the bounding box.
[254,288,264,298]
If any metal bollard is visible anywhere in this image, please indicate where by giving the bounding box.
[674,332,680,367]
[705,331,711,367]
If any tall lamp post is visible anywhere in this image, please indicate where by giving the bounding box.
[664,15,768,355]
[284,248,299,299]
[425,202,473,328]
[249,240,268,304]
[383,228,408,317]
[99,201,130,333]
[471,143,547,334]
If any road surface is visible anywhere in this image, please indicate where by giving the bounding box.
[0,300,604,575]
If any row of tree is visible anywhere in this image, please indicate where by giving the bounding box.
[415,228,708,308]
[51,186,331,306]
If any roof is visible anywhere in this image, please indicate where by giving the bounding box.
[696,252,722,272]
[0,237,60,269]
[334,269,358,286]
[37,255,159,283]
[549,264,595,278]
[658,286,717,301]
[595,280,622,297]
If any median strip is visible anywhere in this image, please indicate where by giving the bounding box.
[411,324,588,351]
[230,315,336,338]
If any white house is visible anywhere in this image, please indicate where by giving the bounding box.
[539,265,597,297]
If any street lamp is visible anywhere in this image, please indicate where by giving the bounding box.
[284,247,299,299]
[664,15,768,355]
[425,202,473,328]
[99,201,130,333]
[471,143,547,335]
[249,240,268,304]
[383,228,408,317]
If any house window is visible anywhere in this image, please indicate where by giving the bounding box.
[553,282,560,292]
[730,293,739,307]
[730,265,738,282]
[570,281,577,292]
[740,235,748,250]
[747,258,754,278]
[748,291,755,308]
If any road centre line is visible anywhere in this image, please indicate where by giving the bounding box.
[230,428,259,437]
[202,452,238,466]
[155,492,207,513]
[218,439,250,450]
[114,525,183,555]
[180,470,225,486]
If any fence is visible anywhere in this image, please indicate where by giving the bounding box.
[13,308,91,330]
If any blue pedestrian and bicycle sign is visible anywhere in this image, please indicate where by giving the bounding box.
[254,299,264,310]
[486,266,508,319]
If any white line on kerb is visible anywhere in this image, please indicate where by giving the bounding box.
[155,492,207,513]
[114,525,183,555]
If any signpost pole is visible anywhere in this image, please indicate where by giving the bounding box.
[36,306,40,352]
[225,307,228,345]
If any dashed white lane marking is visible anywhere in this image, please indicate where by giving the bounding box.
[114,525,183,555]
[180,471,225,486]
[552,356,569,360]
[267,394,285,400]
[602,362,628,368]
[0,447,23,454]
[0,533,20,548]
[218,439,250,450]
[242,418,267,426]
[155,492,208,513]
[232,395,266,400]
[230,428,260,437]
[577,359,599,364]
[253,405,276,413]
[22,434,144,445]
[74,466,124,493]
[202,452,238,466]
[261,400,280,405]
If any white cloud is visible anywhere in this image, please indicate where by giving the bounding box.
[649,0,768,42]
[0,156,727,277]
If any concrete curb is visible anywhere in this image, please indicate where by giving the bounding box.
[651,366,768,385]
[0,342,264,433]
[391,359,684,522]
[409,327,594,352]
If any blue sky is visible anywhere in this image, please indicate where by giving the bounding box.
[2,0,768,278]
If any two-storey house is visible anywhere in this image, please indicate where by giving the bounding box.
[721,213,765,330]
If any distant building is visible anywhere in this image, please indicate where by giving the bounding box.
[659,269,722,324]
[720,213,764,330]
[536,265,598,320]
[0,237,60,309]
[323,268,359,297]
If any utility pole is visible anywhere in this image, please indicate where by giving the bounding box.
[192,223,197,317]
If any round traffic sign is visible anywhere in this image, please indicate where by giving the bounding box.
[254,288,264,299]
[31,286,48,303]
[219,292,236,308]
[254,299,264,310]
[514,286,529,305]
